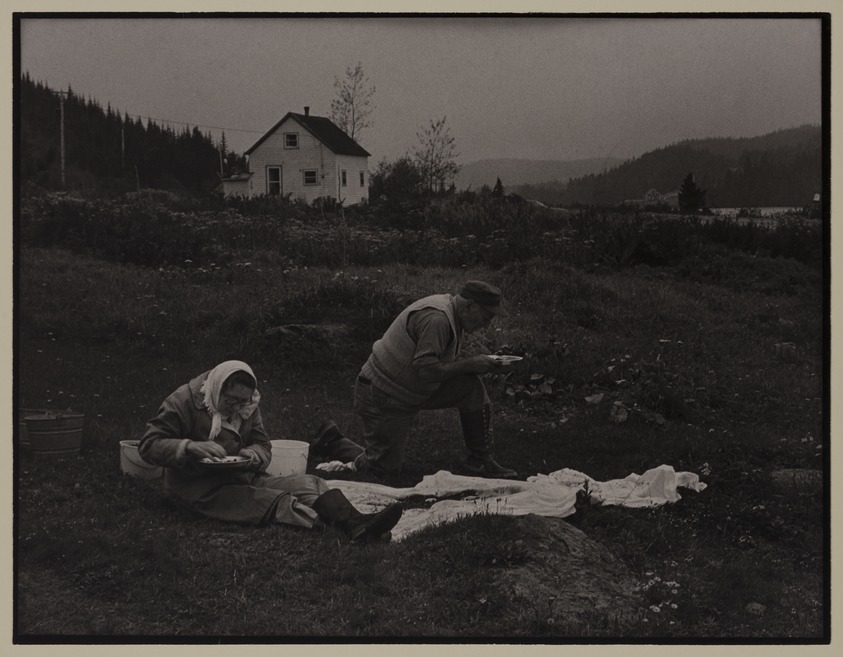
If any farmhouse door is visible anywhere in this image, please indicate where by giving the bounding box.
[267,166,282,195]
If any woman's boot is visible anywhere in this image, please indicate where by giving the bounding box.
[311,488,402,542]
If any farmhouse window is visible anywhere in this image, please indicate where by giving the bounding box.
[341,169,348,187]
[267,167,281,195]
[284,133,299,149]
[360,171,365,187]
[303,169,319,185]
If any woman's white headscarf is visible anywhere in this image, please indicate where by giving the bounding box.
[200,360,261,441]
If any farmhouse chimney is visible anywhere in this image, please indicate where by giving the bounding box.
[304,106,310,116]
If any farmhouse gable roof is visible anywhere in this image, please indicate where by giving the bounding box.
[245,111,371,158]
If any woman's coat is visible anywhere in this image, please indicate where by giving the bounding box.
[139,368,324,527]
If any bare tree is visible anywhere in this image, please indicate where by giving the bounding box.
[413,116,461,193]
[330,62,376,142]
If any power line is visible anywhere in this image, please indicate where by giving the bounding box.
[122,112,265,136]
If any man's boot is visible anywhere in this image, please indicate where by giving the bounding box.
[311,488,402,542]
[457,404,519,479]
[309,420,365,462]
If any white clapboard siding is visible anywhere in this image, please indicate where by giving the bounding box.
[246,115,369,205]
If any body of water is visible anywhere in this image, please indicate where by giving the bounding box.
[710,207,803,218]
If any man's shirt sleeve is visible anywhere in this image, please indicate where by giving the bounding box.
[408,308,454,368]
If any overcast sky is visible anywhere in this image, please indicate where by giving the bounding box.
[19,16,823,165]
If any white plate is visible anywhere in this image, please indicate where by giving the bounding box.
[489,354,524,364]
[199,455,250,469]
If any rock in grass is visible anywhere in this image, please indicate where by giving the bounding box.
[609,401,628,423]
[773,341,798,362]
[745,602,767,616]
[264,323,353,343]
[495,516,641,626]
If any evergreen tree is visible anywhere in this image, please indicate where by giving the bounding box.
[19,74,241,195]
[219,131,229,177]
[678,172,707,210]
[492,177,504,197]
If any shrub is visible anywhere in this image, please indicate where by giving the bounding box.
[676,243,822,294]
[19,190,822,275]
[698,217,822,267]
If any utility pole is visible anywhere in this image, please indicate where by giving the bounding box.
[58,90,67,187]
[121,123,125,171]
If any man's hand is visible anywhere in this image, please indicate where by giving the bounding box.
[417,354,503,383]
[186,440,228,460]
[464,354,504,375]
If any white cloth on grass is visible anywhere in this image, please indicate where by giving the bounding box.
[315,460,357,473]
[326,464,706,542]
[528,464,707,508]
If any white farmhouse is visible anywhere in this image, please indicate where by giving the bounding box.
[222,107,371,205]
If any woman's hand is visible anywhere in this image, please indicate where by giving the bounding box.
[186,440,228,460]
[238,448,261,470]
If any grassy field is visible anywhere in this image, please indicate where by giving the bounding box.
[14,192,827,641]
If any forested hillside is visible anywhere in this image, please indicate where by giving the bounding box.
[512,126,822,208]
[19,74,822,209]
[19,74,245,195]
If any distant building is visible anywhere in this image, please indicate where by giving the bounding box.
[810,192,821,218]
[643,188,663,206]
[224,107,371,205]
[661,191,680,209]
[624,188,680,209]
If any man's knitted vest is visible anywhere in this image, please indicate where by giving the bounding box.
[360,294,460,405]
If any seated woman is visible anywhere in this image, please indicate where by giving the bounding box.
[139,360,401,542]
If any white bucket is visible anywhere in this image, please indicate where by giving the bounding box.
[266,439,309,477]
[120,440,163,480]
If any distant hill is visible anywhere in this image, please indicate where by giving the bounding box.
[509,125,822,208]
[455,157,623,191]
